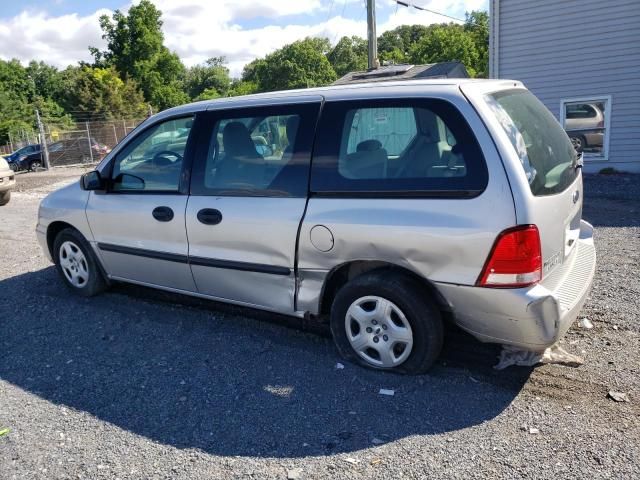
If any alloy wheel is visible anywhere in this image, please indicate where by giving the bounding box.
[344,295,413,368]
[59,241,89,288]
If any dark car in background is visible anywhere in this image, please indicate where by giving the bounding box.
[4,144,41,171]
[17,138,111,171]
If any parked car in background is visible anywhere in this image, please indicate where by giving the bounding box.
[4,144,40,171]
[19,149,46,171]
[17,137,111,171]
[92,140,111,158]
[36,79,596,374]
[0,156,15,205]
[564,102,605,153]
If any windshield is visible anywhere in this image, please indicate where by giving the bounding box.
[485,89,578,196]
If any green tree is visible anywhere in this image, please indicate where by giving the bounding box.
[228,79,258,97]
[0,59,34,103]
[378,25,430,63]
[241,58,267,85]
[59,66,147,119]
[376,16,488,76]
[26,61,65,103]
[464,10,489,77]
[409,24,481,76]
[327,36,368,77]
[0,59,37,144]
[91,0,163,79]
[243,37,336,92]
[91,0,188,110]
[138,50,188,109]
[185,57,231,100]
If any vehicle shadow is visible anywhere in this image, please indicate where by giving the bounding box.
[0,267,530,458]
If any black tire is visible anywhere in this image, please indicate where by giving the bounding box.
[330,271,443,375]
[0,191,10,206]
[53,228,108,297]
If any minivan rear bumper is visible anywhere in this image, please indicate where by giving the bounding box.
[436,220,596,351]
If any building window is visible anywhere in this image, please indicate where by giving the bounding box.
[560,96,611,160]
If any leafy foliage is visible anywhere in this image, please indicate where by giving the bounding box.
[58,66,148,120]
[378,25,430,64]
[377,12,488,77]
[92,0,187,110]
[242,38,337,92]
[185,57,231,100]
[464,11,489,77]
[409,24,480,76]
[327,36,368,77]
[0,59,55,143]
[228,80,259,97]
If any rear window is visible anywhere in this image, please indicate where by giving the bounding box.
[485,89,578,196]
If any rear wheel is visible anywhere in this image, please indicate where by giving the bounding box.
[330,271,443,374]
[53,228,107,297]
[29,160,42,171]
[0,191,10,206]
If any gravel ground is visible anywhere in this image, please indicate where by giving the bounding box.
[0,168,638,479]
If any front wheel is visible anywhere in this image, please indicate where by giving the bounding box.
[0,191,10,206]
[53,228,108,297]
[330,271,443,375]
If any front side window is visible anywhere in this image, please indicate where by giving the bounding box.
[110,116,193,192]
[561,97,609,158]
[311,99,487,195]
[485,89,578,196]
[191,103,320,197]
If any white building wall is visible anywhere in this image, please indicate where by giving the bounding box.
[491,0,640,172]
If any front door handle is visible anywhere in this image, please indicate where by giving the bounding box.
[197,208,223,225]
[152,206,174,222]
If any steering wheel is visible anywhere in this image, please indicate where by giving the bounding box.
[152,150,183,167]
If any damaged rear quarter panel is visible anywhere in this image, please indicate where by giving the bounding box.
[297,193,515,315]
[297,93,516,315]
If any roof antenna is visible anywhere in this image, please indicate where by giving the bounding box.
[366,0,379,70]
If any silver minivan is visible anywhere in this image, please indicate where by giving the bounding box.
[36,79,596,374]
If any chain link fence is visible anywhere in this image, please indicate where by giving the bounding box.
[0,130,40,156]
[1,119,144,170]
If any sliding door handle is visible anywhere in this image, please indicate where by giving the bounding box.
[197,208,223,225]
[152,206,174,222]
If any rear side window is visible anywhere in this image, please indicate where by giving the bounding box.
[205,114,300,191]
[485,89,578,196]
[190,103,320,197]
[311,99,487,196]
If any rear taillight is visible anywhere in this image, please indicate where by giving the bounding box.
[597,120,604,128]
[477,225,542,288]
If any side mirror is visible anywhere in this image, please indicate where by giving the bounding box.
[81,171,105,191]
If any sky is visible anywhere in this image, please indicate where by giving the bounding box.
[0,0,488,78]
